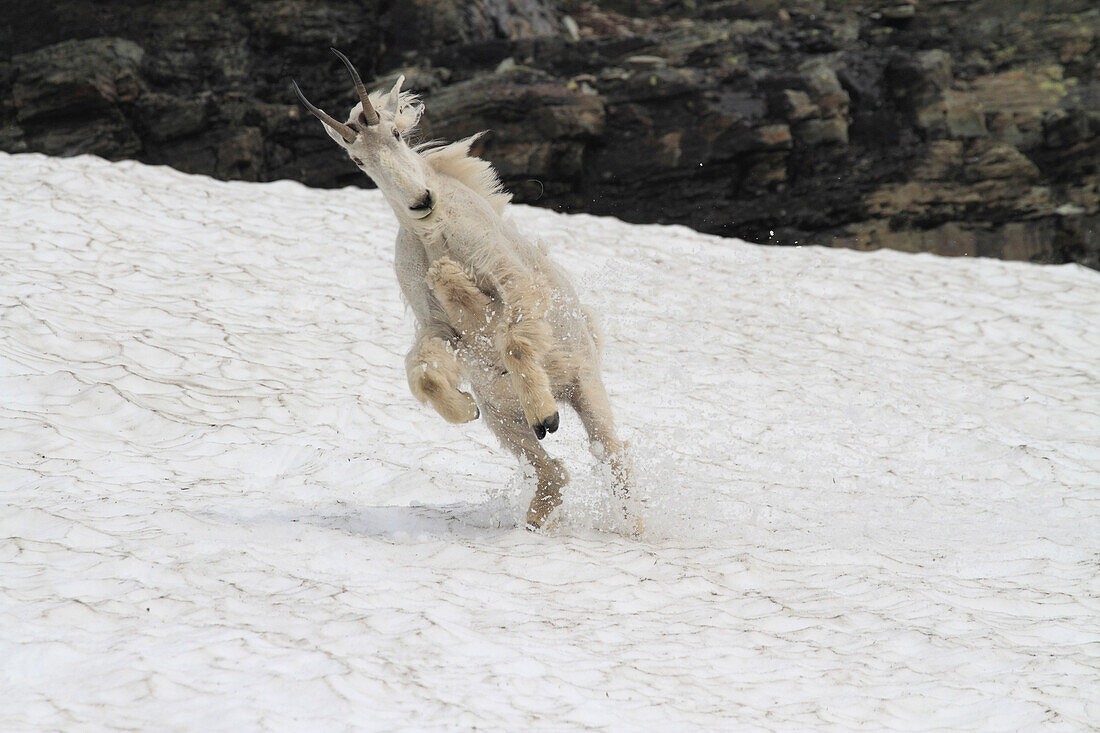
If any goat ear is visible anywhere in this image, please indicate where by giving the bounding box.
[323,122,351,146]
[385,75,405,115]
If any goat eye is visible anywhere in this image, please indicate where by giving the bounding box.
[392,128,401,140]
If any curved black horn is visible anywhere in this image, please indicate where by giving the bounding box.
[292,79,357,143]
[331,47,379,125]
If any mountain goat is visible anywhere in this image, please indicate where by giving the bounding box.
[294,50,636,530]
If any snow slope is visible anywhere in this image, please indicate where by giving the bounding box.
[1,152,1098,731]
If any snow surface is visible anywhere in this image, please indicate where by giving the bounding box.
[1,152,1099,731]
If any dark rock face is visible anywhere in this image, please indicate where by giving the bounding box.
[10,38,145,157]
[2,0,1097,268]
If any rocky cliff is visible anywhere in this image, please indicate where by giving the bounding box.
[2,0,1097,267]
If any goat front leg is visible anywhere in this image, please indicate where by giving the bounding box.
[497,307,559,440]
[429,258,558,440]
[426,258,495,355]
[405,332,480,424]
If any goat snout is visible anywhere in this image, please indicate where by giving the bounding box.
[409,190,434,219]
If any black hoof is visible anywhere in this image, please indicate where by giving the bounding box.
[544,411,559,433]
[533,423,547,440]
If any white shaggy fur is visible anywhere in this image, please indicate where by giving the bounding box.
[419,133,513,216]
[362,87,512,215]
[297,61,637,531]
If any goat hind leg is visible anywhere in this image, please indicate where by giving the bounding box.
[570,372,644,534]
[482,404,569,529]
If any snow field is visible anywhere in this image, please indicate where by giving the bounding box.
[1,152,1098,730]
